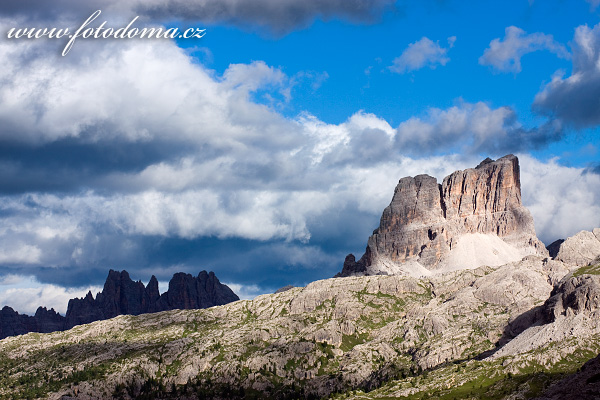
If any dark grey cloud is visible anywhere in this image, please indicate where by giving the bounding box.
[533,23,600,128]
[584,163,600,175]
[0,15,596,314]
[0,0,98,22]
[0,0,397,34]
[0,219,367,292]
[488,119,564,154]
[0,138,193,194]
[137,0,397,34]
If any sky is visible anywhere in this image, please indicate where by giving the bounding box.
[0,0,599,315]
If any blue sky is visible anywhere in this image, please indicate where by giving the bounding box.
[0,0,599,314]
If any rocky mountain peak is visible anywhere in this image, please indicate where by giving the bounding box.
[65,269,239,329]
[155,270,239,311]
[338,155,547,277]
[475,157,494,169]
[146,275,160,304]
[0,269,239,340]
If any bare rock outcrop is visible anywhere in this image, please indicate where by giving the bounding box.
[64,270,156,329]
[338,155,547,277]
[0,256,586,400]
[554,228,600,267]
[491,267,600,360]
[543,273,600,322]
[546,238,565,258]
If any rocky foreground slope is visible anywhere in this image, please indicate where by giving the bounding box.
[1,250,600,399]
[0,270,239,340]
[338,155,547,277]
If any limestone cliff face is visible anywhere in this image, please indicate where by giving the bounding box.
[338,155,547,277]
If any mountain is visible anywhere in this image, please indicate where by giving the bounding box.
[0,306,63,340]
[0,253,599,399]
[337,155,547,278]
[1,157,600,400]
[152,271,240,312]
[0,269,239,339]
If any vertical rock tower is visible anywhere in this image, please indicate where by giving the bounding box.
[338,155,547,277]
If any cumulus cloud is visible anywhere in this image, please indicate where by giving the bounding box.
[0,242,41,264]
[0,276,101,314]
[0,37,296,146]
[223,283,264,300]
[0,0,396,34]
[390,36,456,73]
[0,16,585,302]
[520,155,600,244]
[479,26,570,73]
[533,23,600,128]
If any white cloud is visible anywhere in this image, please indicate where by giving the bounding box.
[0,276,101,315]
[0,35,299,146]
[0,17,589,303]
[0,190,329,244]
[479,26,570,73]
[520,155,600,244]
[0,242,42,264]
[0,274,25,286]
[390,36,456,74]
[396,102,511,148]
[533,23,600,128]
[223,283,265,300]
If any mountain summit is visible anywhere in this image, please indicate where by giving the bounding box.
[0,269,239,340]
[338,155,547,277]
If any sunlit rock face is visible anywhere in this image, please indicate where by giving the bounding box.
[338,155,548,277]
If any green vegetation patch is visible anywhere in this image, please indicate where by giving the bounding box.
[340,332,369,352]
[574,264,600,277]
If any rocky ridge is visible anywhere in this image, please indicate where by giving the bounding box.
[0,306,64,339]
[338,155,547,277]
[0,270,238,340]
[1,250,600,399]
